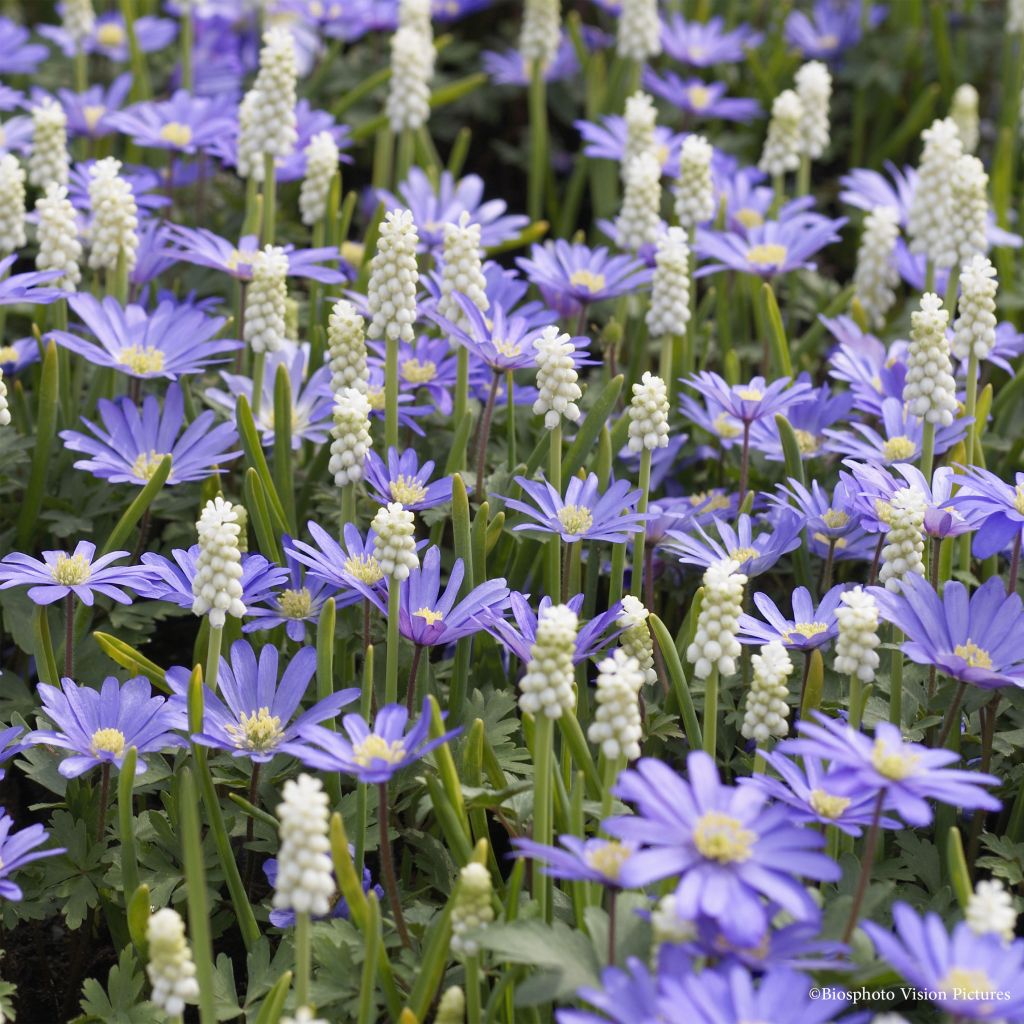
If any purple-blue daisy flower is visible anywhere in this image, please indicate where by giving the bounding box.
[737,585,847,652]
[949,465,1024,559]
[284,522,389,608]
[784,0,885,61]
[106,89,235,155]
[660,14,762,66]
[0,542,146,607]
[0,17,49,75]
[667,510,804,578]
[0,254,63,306]
[643,71,763,123]
[684,371,814,427]
[512,835,645,889]
[242,546,338,643]
[363,447,457,511]
[0,813,65,902]
[694,217,846,280]
[58,74,132,138]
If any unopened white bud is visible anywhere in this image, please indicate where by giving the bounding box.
[63,0,96,44]
[281,1009,328,1024]
[299,131,339,227]
[0,368,11,427]
[833,587,881,683]
[367,208,419,344]
[879,488,927,591]
[191,497,247,627]
[615,152,662,251]
[651,893,696,947]
[532,326,582,429]
[904,291,957,426]
[741,640,793,742]
[854,206,900,330]
[87,157,138,271]
[145,908,199,1017]
[387,26,432,132]
[647,226,691,338]
[617,0,661,62]
[949,153,989,266]
[437,211,488,330]
[623,91,659,170]
[273,773,335,917]
[686,558,745,679]
[371,502,419,580]
[244,246,288,355]
[436,986,466,1024]
[451,862,495,957]
[617,596,657,688]
[966,879,1017,942]
[953,254,998,362]
[0,153,25,254]
[28,98,69,190]
[759,89,803,177]
[908,118,962,269]
[35,183,82,290]
[674,134,714,230]
[329,387,373,486]
[518,603,578,718]
[627,371,670,452]
[519,0,561,71]
[950,83,980,153]
[326,299,368,394]
[588,648,644,760]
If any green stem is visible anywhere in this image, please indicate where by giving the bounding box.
[532,715,554,921]
[841,791,885,942]
[465,955,482,1024]
[294,911,312,1008]
[797,153,811,197]
[920,419,935,483]
[701,668,719,757]
[261,153,276,245]
[528,61,548,221]
[452,347,470,470]
[180,5,193,91]
[547,422,562,600]
[384,334,399,451]
[385,581,401,705]
[630,449,652,597]
[205,624,223,694]
[506,370,517,471]
[251,351,266,421]
[378,783,411,945]
[849,673,864,731]
[889,625,903,726]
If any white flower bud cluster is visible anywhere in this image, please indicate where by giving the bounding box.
[253,28,298,161]
[833,587,881,683]
[87,157,138,271]
[191,497,247,627]
[367,208,419,343]
[627,371,670,452]
[674,134,714,230]
[328,387,372,487]
[794,60,831,159]
[950,83,979,153]
[615,152,662,251]
[244,245,288,355]
[853,206,900,329]
[519,0,561,71]
[1011,0,1024,33]
[646,226,690,339]
[63,0,96,44]
[281,1009,328,1024]
[0,368,11,427]
[532,326,582,429]
[879,487,927,591]
[651,893,696,947]
[371,502,419,579]
[623,91,659,170]
[387,26,433,132]
[326,299,368,394]
[272,774,335,917]
[908,117,962,269]
[904,291,957,426]
[399,0,433,35]
[450,862,495,957]
[758,89,803,177]
[145,908,200,1017]
[299,130,339,226]
[617,595,657,687]
[588,647,644,760]
[617,0,662,62]
[740,640,792,742]
[0,153,25,254]
[966,879,1017,942]
[687,559,745,679]
[28,98,69,190]
[953,254,998,361]
[437,211,488,330]
[35,183,82,290]
[518,603,578,718]
[949,153,989,266]
[436,986,466,1024]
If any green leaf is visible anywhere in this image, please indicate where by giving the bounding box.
[77,946,150,1024]
[562,375,624,481]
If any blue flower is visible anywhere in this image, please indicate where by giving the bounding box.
[512,835,646,888]
[0,254,62,306]
[242,546,338,643]
[284,521,389,607]
[0,542,147,607]
[667,511,803,578]
[0,17,49,75]
[949,466,1024,558]
[576,115,688,179]
[737,585,847,652]
[694,217,846,280]
[684,372,814,427]
[262,854,382,928]
[107,89,235,155]
[643,71,763,122]
[58,74,133,138]
[660,14,762,66]
[0,813,65,902]
[784,0,885,61]
[0,726,29,782]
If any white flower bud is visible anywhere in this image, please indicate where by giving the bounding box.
[87,157,138,272]
[614,152,662,251]
[588,647,644,760]
[794,60,831,160]
[451,862,495,957]
[0,368,11,427]
[950,83,980,153]
[617,0,661,62]
[908,117,962,269]
[627,371,670,452]
[244,245,288,355]
[326,299,368,394]
[63,0,96,44]
[758,89,803,177]
[437,211,488,331]
[0,153,25,254]
[651,893,696,947]
[519,0,560,71]
[617,596,657,688]
[953,254,998,362]
[253,28,298,160]
[646,226,691,339]
[436,987,466,1024]
[273,774,335,917]
[35,183,82,290]
[879,488,927,591]
[903,291,957,426]
[674,134,714,230]
[949,153,989,266]
[853,206,900,330]
[1011,0,1024,33]
[281,1009,328,1024]
[299,131,339,227]
[191,497,247,627]
[387,26,433,132]
[371,502,419,580]
[741,640,793,743]
[966,879,1017,942]
[532,326,582,429]
[328,387,373,486]
[518,603,577,718]
[145,908,200,1017]
[623,91,659,170]
[833,587,881,683]
[686,558,745,679]
[367,208,419,344]
[28,98,69,190]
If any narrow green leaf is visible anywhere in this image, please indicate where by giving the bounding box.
[235,394,290,533]
[404,900,454,1021]
[118,747,140,902]
[126,884,150,955]
[34,605,60,688]
[946,826,973,910]
[243,468,284,564]
[93,632,168,691]
[272,362,296,530]
[800,649,825,720]
[180,769,217,1024]
[16,340,59,548]
[562,375,625,480]
[760,283,792,377]
[357,893,382,1024]
[651,612,702,750]
[99,455,171,556]
[556,713,602,799]
[252,970,292,1024]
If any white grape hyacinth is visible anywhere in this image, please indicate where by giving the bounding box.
[686,558,746,679]
[627,371,670,452]
[371,502,419,580]
[853,206,900,329]
[949,152,989,267]
[28,98,69,189]
[794,60,832,160]
[328,387,373,486]
[272,773,335,917]
[907,117,962,269]
[35,183,82,290]
[63,0,96,44]
[833,587,881,683]
[0,153,25,254]
[674,134,714,230]
[1011,0,1024,33]
[252,28,299,162]
[740,640,793,743]
[145,908,200,1018]
[387,25,433,132]
[588,647,644,760]
[437,211,488,330]
[953,253,998,362]
[532,326,582,429]
[191,497,247,628]
[436,986,467,1024]
[615,152,662,251]
[326,299,369,394]
[367,208,420,344]
[758,89,803,177]
[903,291,957,426]
[966,879,1017,942]
[622,91,659,170]
[878,487,927,591]
[87,157,139,272]
[281,1009,329,1024]
[950,83,980,153]
[298,130,339,226]
[244,245,289,355]
[617,595,657,688]
[646,226,691,339]
[519,0,561,72]
[617,0,662,62]
[450,862,495,957]
[518,603,578,718]
[0,368,11,427]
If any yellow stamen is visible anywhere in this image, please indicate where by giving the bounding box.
[51,553,91,585]
[938,967,997,998]
[871,738,920,780]
[735,207,764,230]
[882,435,916,461]
[556,504,594,536]
[584,841,632,881]
[352,734,407,767]
[225,707,284,752]
[689,491,730,513]
[401,358,437,384]
[226,248,259,272]
[793,429,820,455]
[954,641,992,669]
[96,23,126,47]
[414,607,444,626]
[367,387,385,411]
[343,554,384,585]
[692,812,757,863]
[569,269,607,294]
[159,122,193,148]
[389,475,428,506]
[91,727,126,757]
[745,243,788,268]
[493,338,523,359]
[119,346,165,375]
[687,85,712,110]
[735,387,764,401]
[822,508,849,529]
[83,105,106,130]
[1014,484,1024,516]
[809,789,852,819]
[131,450,169,482]
[729,546,759,565]
[712,412,742,439]
[817,32,839,50]
[277,587,313,620]
[783,621,829,642]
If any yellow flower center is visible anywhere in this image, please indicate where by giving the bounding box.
[277,587,313,620]
[119,345,165,375]
[793,429,820,454]
[882,435,916,461]
[343,554,384,585]
[159,121,193,147]
[874,498,893,525]
[131,449,169,481]
[83,104,106,130]
[51,553,91,585]
[352,734,407,767]
[226,248,259,272]
[401,358,437,384]
[712,412,742,438]
[0,345,18,364]
[954,641,992,669]
[818,32,840,49]
[745,243,788,268]
[735,387,764,401]
[692,811,757,863]
[91,727,126,757]
[938,967,997,998]
[389,475,428,505]
[687,85,712,110]
[654,143,669,168]
[225,707,285,752]
[784,621,829,642]
[569,269,607,294]
[414,606,444,626]
[340,240,364,266]
[871,738,920,780]
[556,504,594,536]
[96,23,126,47]
[689,491,731,513]
[493,338,523,359]
[367,387,385,411]
[584,841,632,881]
[809,789,852,819]
[729,546,759,565]
[1015,484,1024,516]
[735,207,764,230]
[822,508,849,529]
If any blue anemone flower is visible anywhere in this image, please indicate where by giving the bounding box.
[667,511,804,578]
[0,813,65,902]
[695,217,846,279]
[242,546,338,643]
[737,585,848,652]
[660,14,762,66]
[643,71,763,123]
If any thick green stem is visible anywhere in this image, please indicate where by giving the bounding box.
[547,422,562,600]
[385,582,401,705]
[630,449,652,597]
[920,419,936,483]
[384,334,399,451]
[261,154,276,245]
[294,911,312,1008]
[889,625,903,726]
[204,624,224,694]
[701,668,719,757]
[527,61,548,221]
[532,715,554,921]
